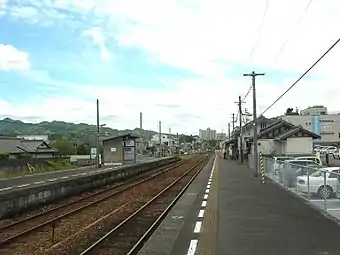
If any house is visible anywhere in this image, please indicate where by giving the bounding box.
[248,119,321,156]
[102,133,139,165]
[0,136,58,159]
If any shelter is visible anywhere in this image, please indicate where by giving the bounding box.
[102,133,139,165]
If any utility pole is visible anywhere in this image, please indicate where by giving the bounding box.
[139,112,143,155]
[231,113,236,131]
[159,121,162,157]
[243,71,265,177]
[177,132,179,154]
[169,128,172,155]
[228,123,231,140]
[235,96,244,163]
[96,99,100,168]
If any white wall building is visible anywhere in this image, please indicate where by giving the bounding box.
[151,133,178,146]
[282,112,340,144]
[300,105,328,116]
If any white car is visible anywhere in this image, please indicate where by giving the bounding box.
[333,149,340,159]
[296,167,340,199]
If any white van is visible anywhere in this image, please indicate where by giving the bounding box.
[294,156,322,166]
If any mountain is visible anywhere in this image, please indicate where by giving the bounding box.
[0,118,157,143]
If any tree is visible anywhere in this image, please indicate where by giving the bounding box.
[50,138,75,155]
[76,143,90,155]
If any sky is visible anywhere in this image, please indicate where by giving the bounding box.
[0,0,340,135]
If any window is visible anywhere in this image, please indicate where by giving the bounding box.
[329,170,339,178]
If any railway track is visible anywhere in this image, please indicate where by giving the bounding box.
[76,155,209,255]
[0,155,206,255]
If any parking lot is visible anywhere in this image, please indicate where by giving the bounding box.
[265,158,340,222]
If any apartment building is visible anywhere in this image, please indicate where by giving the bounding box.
[199,128,217,140]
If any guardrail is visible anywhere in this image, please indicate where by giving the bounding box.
[264,158,340,221]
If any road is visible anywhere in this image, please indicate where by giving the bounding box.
[0,156,158,192]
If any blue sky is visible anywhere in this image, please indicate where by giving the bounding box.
[0,0,339,134]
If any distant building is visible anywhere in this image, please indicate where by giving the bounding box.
[17,135,49,142]
[199,128,217,140]
[281,105,340,144]
[300,105,328,116]
[216,133,227,141]
[151,133,178,146]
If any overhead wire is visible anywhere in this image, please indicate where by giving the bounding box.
[249,0,270,62]
[260,36,340,117]
[271,0,314,63]
[241,85,252,103]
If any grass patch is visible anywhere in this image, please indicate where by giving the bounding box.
[0,160,81,179]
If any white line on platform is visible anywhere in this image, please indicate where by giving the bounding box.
[80,173,87,176]
[207,185,211,189]
[0,187,13,192]
[194,221,202,233]
[186,239,198,255]
[208,181,211,185]
[201,200,207,207]
[34,181,45,185]
[47,178,58,182]
[17,184,30,188]
[205,189,210,194]
[204,194,208,199]
[60,176,69,179]
[327,208,340,211]
[198,209,205,218]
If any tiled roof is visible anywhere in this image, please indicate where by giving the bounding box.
[0,137,57,154]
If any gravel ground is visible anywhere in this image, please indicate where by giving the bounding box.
[0,156,205,255]
[82,163,204,255]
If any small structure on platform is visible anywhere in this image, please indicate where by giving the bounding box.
[102,133,139,165]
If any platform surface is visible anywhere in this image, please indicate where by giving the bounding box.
[0,156,160,192]
[139,155,340,255]
[197,157,340,255]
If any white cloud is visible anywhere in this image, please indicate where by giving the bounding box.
[2,0,340,134]
[82,27,113,61]
[0,44,31,71]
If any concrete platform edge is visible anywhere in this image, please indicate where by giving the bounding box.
[137,155,214,255]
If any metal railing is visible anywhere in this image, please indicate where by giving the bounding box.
[264,158,340,220]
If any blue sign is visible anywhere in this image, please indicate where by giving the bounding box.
[311,116,321,140]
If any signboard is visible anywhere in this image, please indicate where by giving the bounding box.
[311,116,321,140]
[91,148,97,158]
[124,140,135,147]
[110,148,116,152]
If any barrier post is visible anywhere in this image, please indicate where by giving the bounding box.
[260,152,265,184]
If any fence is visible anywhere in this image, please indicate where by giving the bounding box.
[263,157,340,220]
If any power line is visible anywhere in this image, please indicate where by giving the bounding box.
[260,36,340,116]
[271,0,314,63]
[241,85,252,103]
[249,0,270,62]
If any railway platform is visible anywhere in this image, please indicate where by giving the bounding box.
[138,155,340,255]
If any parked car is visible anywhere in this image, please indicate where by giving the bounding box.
[297,167,340,199]
[280,160,320,187]
[336,173,340,199]
[294,156,322,166]
[333,149,340,160]
[272,156,294,175]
